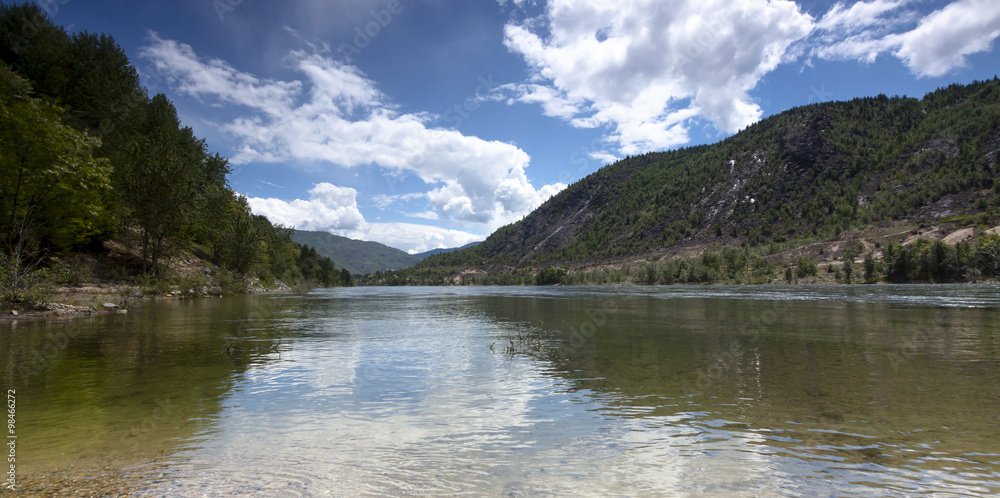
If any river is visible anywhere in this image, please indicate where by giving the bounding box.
[2,285,999,495]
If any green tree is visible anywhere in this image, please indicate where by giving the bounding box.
[863,251,879,283]
[0,62,111,252]
[795,255,818,278]
[113,94,205,272]
[213,196,267,275]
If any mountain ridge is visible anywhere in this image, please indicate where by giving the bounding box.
[290,230,481,275]
[372,78,1000,284]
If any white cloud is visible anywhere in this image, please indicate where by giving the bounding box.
[141,33,563,232]
[141,33,301,116]
[814,0,1000,77]
[246,183,366,233]
[816,0,909,33]
[247,183,484,254]
[500,0,814,154]
[499,0,1000,155]
[371,192,425,210]
[403,210,440,221]
[362,223,483,254]
[891,0,1000,77]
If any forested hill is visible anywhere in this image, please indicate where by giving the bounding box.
[291,230,420,275]
[405,78,1000,278]
[291,231,482,275]
[0,3,349,304]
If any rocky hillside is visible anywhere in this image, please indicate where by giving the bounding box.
[415,78,1000,274]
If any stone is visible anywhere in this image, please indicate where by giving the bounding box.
[102,303,120,310]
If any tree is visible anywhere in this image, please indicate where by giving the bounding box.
[863,251,879,283]
[113,94,205,272]
[213,195,267,275]
[0,62,111,252]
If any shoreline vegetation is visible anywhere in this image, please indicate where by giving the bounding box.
[361,222,1000,287]
[1,3,352,318]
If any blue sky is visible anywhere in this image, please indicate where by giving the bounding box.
[41,0,1000,253]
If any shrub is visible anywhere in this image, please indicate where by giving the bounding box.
[0,251,54,309]
[535,267,566,285]
[975,234,1000,277]
[795,255,818,278]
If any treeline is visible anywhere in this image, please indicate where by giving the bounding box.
[365,234,1000,286]
[0,3,348,306]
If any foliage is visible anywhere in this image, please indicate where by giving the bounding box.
[535,267,566,285]
[0,62,112,251]
[0,3,351,294]
[0,242,52,308]
[880,236,998,283]
[795,256,818,278]
[863,252,880,283]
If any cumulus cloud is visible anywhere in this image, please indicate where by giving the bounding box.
[499,0,1000,155]
[246,183,484,253]
[813,0,1000,77]
[246,183,366,233]
[891,0,1000,77]
[499,0,814,154]
[362,223,483,254]
[140,33,564,233]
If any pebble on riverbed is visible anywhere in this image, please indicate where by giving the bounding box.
[19,471,142,497]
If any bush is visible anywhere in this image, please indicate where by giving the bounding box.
[795,255,818,278]
[975,234,1000,277]
[176,271,210,294]
[0,251,54,309]
[213,268,251,295]
[52,257,93,285]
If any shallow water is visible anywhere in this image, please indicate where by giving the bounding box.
[2,285,999,495]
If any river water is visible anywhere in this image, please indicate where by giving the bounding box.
[2,285,999,496]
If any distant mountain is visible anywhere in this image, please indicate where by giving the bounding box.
[290,231,481,275]
[291,230,420,275]
[411,242,481,259]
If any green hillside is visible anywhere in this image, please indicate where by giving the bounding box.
[370,79,1000,285]
[290,230,421,275]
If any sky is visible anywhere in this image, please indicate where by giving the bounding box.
[37,0,1000,253]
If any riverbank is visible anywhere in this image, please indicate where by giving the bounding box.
[1,242,295,321]
[363,221,1000,286]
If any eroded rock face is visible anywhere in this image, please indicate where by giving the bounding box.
[779,113,834,173]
